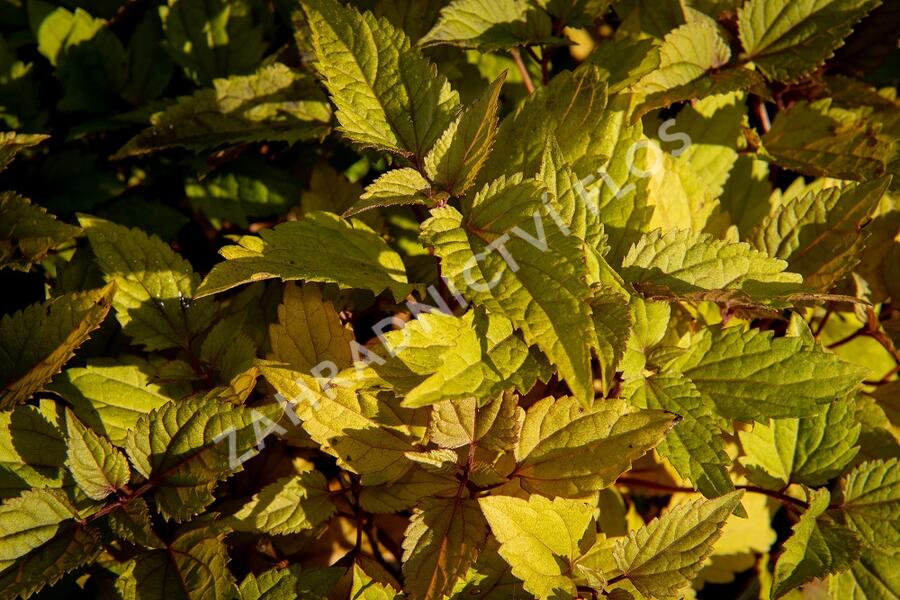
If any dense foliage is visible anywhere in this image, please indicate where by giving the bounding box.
[0,0,898,598]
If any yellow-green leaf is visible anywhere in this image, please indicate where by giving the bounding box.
[772,489,862,598]
[513,396,675,497]
[229,471,335,535]
[268,283,354,373]
[196,211,411,301]
[402,496,487,600]
[0,192,81,271]
[613,491,744,598]
[839,458,900,552]
[479,494,595,599]
[64,408,130,500]
[738,0,880,82]
[79,215,216,351]
[300,0,459,157]
[0,284,114,410]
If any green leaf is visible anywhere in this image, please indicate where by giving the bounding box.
[829,548,900,600]
[424,73,505,197]
[229,471,335,535]
[751,177,892,291]
[615,0,686,38]
[666,92,745,201]
[620,296,670,379]
[839,458,900,552]
[479,66,609,183]
[537,134,608,260]
[352,563,402,600]
[772,489,862,598]
[370,309,548,408]
[159,0,267,84]
[199,314,257,383]
[421,178,599,406]
[107,498,164,549]
[419,0,556,50]
[667,326,868,420]
[300,0,459,157]
[635,17,730,95]
[0,132,48,172]
[0,404,66,498]
[260,365,424,486]
[613,491,744,598]
[344,168,434,218]
[238,564,343,599]
[49,356,191,445]
[761,99,895,183]
[588,96,655,262]
[621,228,804,299]
[28,1,126,113]
[447,536,524,599]
[185,157,301,229]
[855,202,900,303]
[0,284,114,410]
[116,520,237,599]
[79,215,216,351]
[0,489,101,599]
[429,392,521,452]
[0,42,43,130]
[268,284,354,373]
[64,408,130,500]
[0,488,78,571]
[372,0,445,42]
[513,396,675,496]
[590,287,633,392]
[625,374,733,499]
[402,497,487,600]
[0,192,81,271]
[358,466,458,514]
[115,64,331,157]
[644,152,718,237]
[635,67,768,118]
[120,9,173,105]
[739,399,861,488]
[196,211,412,301]
[585,36,660,94]
[478,494,595,599]
[737,0,880,82]
[124,397,280,521]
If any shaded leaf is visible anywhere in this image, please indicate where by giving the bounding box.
[124,397,280,521]
[269,284,354,373]
[116,64,331,157]
[0,192,81,271]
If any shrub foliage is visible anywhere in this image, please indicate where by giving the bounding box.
[0,0,898,598]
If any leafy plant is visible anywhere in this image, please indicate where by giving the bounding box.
[0,0,898,598]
